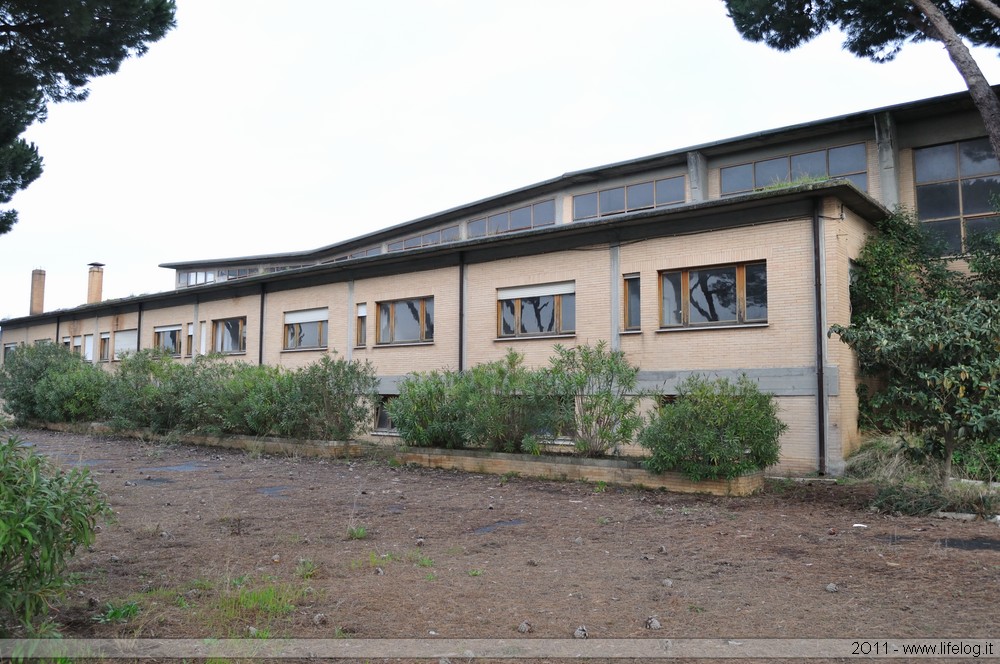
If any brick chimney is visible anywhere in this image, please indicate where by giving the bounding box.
[29,269,45,315]
[87,262,104,304]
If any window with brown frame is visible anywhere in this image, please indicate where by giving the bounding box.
[283,308,328,350]
[356,303,367,347]
[659,262,767,328]
[99,333,110,362]
[497,282,576,338]
[623,274,641,331]
[213,317,247,353]
[720,143,867,195]
[377,297,433,344]
[154,325,182,356]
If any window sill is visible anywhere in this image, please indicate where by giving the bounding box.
[657,323,768,333]
[620,329,642,335]
[374,341,434,348]
[494,333,576,342]
[216,351,247,356]
[280,347,328,353]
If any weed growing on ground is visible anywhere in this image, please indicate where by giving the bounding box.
[295,559,317,580]
[94,600,139,624]
[347,525,368,540]
[467,569,483,577]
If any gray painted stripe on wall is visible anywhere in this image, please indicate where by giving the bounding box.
[379,367,839,397]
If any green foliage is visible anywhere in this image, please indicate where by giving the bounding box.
[639,375,786,480]
[462,350,559,453]
[0,436,109,635]
[831,298,1000,482]
[100,348,179,432]
[274,354,380,441]
[0,342,106,423]
[93,600,139,624]
[547,342,643,457]
[388,369,468,448]
[848,210,960,324]
[0,1,176,233]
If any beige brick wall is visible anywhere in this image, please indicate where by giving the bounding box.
[619,217,816,371]
[263,283,349,369]
[352,266,461,376]
[464,248,611,369]
[196,295,262,363]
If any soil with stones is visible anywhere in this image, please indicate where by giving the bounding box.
[11,428,1000,662]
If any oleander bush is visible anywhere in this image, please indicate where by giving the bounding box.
[640,374,785,480]
[388,369,469,449]
[0,342,107,424]
[0,436,109,636]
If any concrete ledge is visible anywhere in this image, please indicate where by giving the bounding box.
[396,447,763,496]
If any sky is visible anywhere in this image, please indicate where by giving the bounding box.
[2,0,1000,321]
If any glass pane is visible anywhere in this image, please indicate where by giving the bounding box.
[423,299,433,340]
[422,231,441,246]
[500,300,516,336]
[379,304,391,343]
[721,164,752,194]
[387,240,404,252]
[561,293,575,333]
[961,176,1000,215]
[745,263,768,321]
[754,157,789,189]
[966,215,1000,244]
[688,267,737,324]
[660,272,682,326]
[791,150,827,179]
[393,300,421,342]
[627,182,654,210]
[442,225,461,242]
[357,316,366,345]
[599,187,626,215]
[302,322,324,348]
[509,206,532,230]
[404,236,421,249]
[367,247,381,256]
[520,295,555,334]
[533,199,555,226]
[488,212,508,235]
[285,324,297,348]
[573,192,598,220]
[844,172,868,191]
[959,138,999,176]
[921,219,963,256]
[625,278,641,329]
[225,320,243,351]
[916,182,960,220]
[468,219,487,238]
[655,176,684,205]
[914,144,958,182]
[828,143,866,175]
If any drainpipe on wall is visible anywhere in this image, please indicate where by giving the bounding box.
[458,254,466,372]
[259,284,266,366]
[136,304,143,353]
[812,198,828,475]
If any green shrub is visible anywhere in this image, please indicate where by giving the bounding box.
[100,349,179,432]
[0,436,109,635]
[33,362,110,423]
[463,350,558,453]
[389,369,468,448]
[547,342,643,457]
[232,365,294,437]
[639,374,786,480]
[275,354,380,440]
[0,342,87,423]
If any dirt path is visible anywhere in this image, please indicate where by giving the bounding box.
[11,428,1000,660]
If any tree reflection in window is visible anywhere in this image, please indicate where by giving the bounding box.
[377,298,433,344]
[498,293,575,338]
[660,263,766,327]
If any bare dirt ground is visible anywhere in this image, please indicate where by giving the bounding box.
[11,427,1000,662]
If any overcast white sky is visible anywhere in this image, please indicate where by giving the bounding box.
[2,0,999,321]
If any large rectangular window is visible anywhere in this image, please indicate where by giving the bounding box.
[283,308,328,350]
[99,333,110,362]
[467,200,556,239]
[377,297,433,344]
[497,282,576,338]
[83,334,94,362]
[3,343,18,361]
[113,329,137,360]
[720,143,867,195]
[659,262,767,328]
[154,325,182,356]
[213,317,247,353]
[914,137,1000,255]
[624,274,641,331]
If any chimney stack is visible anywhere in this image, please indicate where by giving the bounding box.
[87,262,105,304]
[29,269,45,315]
